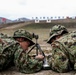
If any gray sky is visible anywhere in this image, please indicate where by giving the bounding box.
[0,0,76,20]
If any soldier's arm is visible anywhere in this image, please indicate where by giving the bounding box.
[0,38,7,45]
[0,38,3,43]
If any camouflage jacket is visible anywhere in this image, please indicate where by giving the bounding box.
[14,45,43,74]
[0,37,18,70]
[50,31,76,72]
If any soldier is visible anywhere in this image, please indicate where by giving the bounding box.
[47,25,76,72]
[0,33,17,70]
[13,29,44,74]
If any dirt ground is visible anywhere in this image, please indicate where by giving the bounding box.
[0,67,76,75]
[0,23,76,75]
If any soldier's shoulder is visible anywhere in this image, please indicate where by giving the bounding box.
[56,31,76,47]
[69,31,76,38]
[57,34,68,43]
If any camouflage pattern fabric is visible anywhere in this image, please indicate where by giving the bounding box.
[14,45,43,74]
[49,31,76,72]
[47,25,68,44]
[0,36,18,70]
[51,25,68,32]
[13,29,35,46]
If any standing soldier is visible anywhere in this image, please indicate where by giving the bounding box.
[13,29,44,74]
[47,25,76,72]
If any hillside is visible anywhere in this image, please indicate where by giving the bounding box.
[13,17,30,22]
[23,23,76,29]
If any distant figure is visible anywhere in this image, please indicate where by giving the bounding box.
[13,29,44,74]
[47,25,76,72]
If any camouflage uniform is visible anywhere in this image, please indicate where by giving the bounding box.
[13,29,43,74]
[47,25,76,72]
[0,33,17,70]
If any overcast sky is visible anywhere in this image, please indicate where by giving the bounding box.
[0,0,76,20]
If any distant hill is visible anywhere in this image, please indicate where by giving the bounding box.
[0,17,12,24]
[0,17,30,24]
[13,17,30,22]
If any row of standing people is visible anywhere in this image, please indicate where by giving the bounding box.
[0,25,76,73]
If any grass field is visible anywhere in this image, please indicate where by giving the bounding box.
[0,23,76,75]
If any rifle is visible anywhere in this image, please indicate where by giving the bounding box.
[27,33,50,69]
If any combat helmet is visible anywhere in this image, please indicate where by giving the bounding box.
[13,29,35,46]
[47,25,68,44]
